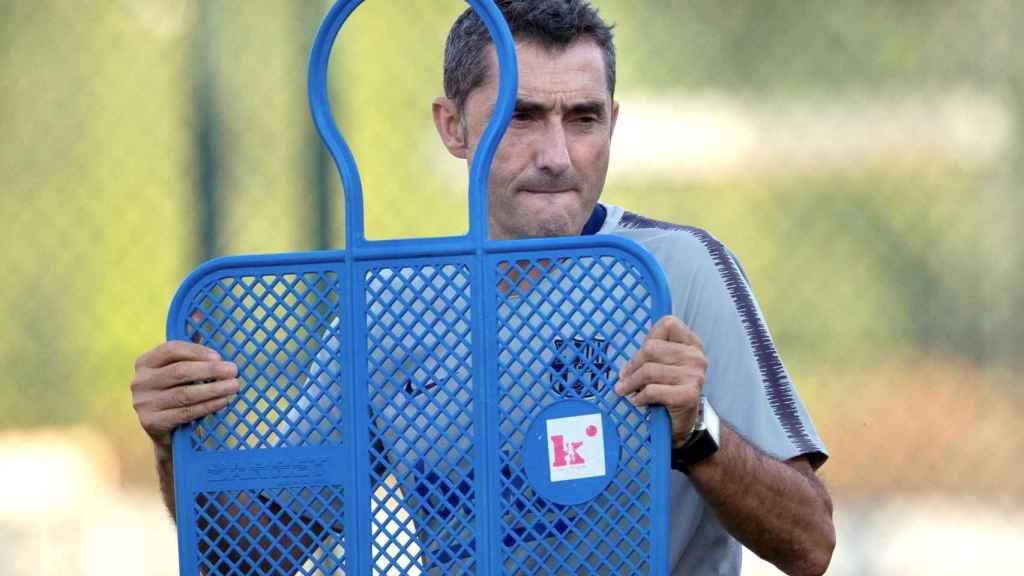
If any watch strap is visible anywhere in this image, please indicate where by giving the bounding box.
[671,396,720,473]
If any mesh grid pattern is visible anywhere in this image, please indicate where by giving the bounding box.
[185,271,344,451]
[170,250,666,574]
[494,256,655,575]
[194,487,346,575]
[363,263,478,573]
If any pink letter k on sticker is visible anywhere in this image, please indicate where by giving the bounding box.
[550,434,586,468]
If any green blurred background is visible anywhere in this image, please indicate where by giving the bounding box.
[1,1,1021,574]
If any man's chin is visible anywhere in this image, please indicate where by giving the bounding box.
[534,223,577,238]
[512,216,580,239]
[490,198,589,239]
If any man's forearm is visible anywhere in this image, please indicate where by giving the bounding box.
[155,444,177,519]
[687,424,835,576]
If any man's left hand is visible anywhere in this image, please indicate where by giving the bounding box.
[615,315,708,447]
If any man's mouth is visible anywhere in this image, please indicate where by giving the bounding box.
[521,188,574,194]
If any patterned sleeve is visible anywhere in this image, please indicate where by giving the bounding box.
[657,228,828,468]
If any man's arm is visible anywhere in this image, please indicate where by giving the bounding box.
[131,341,240,517]
[155,444,177,517]
[688,429,835,576]
[131,341,325,573]
[617,316,835,576]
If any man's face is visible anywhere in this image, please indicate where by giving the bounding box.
[435,39,618,240]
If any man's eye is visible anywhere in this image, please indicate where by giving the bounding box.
[511,112,532,123]
[574,116,599,125]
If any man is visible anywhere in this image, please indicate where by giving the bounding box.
[131,1,835,574]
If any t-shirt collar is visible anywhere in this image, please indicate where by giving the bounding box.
[580,203,607,236]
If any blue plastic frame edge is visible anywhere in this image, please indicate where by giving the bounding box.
[307,0,518,250]
[170,0,672,570]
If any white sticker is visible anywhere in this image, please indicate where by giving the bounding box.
[545,413,606,482]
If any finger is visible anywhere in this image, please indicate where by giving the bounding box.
[618,350,644,382]
[620,317,703,379]
[615,362,686,396]
[649,315,703,349]
[154,378,242,411]
[140,392,234,438]
[631,382,699,410]
[165,395,235,429]
[620,338,666,380]
[145,360,238,391]
[633,339,705,372]
[136,340,221,369]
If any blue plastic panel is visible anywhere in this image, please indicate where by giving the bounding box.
[168,1,672,574]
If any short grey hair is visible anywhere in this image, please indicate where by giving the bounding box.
[443,0,616,111]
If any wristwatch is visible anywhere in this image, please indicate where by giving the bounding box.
[671,395,721,473]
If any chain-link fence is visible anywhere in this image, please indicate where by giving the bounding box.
[1,1,1022,574]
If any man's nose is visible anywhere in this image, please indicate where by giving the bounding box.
[535,123,571,176]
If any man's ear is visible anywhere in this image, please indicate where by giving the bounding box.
[609,99,620,140]
[433,96,468,159]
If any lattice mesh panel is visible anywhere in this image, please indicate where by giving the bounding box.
[494,255,654,575]
[184,271,344,451]
[171,247,667,574]
[194,486,347,575]
[180,268,349,574]
[363,263,478,574]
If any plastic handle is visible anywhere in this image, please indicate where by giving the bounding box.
[307,0,519,249]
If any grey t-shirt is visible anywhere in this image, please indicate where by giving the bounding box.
[600,203,828,574]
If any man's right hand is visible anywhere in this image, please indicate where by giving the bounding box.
[131,341,241,456]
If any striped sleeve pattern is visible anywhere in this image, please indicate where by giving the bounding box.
[618,211,825,465]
